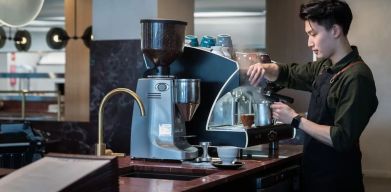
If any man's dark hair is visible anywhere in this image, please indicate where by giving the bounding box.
[299,0,353,35]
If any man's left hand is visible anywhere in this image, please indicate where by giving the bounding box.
[270,102,298,124]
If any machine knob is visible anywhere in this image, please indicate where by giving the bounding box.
[268,130,278,141]
[156,83,168,91]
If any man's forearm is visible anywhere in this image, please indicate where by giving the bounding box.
[264,63,280,81]
[299,117,334,147]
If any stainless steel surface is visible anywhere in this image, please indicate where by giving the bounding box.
[230,88,246,125]
[199,141,212,162]
[0,90,62,121]
[196,0,265,12]
[131,78,198,160]
[253,101,273,126]
[209,86,261,127]
[175,79,201,121]
[175,79,200,103]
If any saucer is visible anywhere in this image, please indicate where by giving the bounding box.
[211,161,244,170]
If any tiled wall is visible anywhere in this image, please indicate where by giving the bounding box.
[89,39,145,154]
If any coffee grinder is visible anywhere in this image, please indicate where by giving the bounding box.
[130,19,200,160]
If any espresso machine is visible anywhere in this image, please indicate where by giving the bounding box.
[130,19,200,160]
[204,52,295,150]
[130,19,295,161]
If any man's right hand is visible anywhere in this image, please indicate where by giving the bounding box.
[247,63,266,86]
[247,63,279,86]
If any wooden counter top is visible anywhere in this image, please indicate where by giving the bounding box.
[0,168,14,178]
[117,144,303,192]
[0,145,302,191]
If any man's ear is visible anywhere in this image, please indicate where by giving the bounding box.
[331,24,343,38]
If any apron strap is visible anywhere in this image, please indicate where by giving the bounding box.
[330,61,363,84]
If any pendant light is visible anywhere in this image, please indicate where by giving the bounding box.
[0,0,44,28]
[46,0,92,50]
[0,26,6,48]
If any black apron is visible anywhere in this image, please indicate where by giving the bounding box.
[302,62,364,192]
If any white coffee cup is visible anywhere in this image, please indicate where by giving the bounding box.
[217,146,239,165]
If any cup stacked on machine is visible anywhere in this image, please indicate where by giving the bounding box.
[184,34,234,59]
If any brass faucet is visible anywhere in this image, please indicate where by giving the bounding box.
[95,88,145,156]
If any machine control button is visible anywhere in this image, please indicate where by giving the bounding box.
[268,130,278,141]
[156,83,169,91]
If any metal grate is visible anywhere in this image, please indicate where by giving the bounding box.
[147,93,161,99]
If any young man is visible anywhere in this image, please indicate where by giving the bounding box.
[247,0,378,191]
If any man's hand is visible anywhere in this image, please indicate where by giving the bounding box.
[246,63,280,86]
[270,102,298,124]
[247,63,266,86]
[271,102,334,147]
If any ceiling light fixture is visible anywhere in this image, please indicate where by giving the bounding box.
[194,11,266,18]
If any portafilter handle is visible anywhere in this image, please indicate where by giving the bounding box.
[264,91,294,104]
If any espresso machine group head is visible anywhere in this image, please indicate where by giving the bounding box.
[131,19,200,160]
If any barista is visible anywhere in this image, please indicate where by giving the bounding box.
[247,0,378,191]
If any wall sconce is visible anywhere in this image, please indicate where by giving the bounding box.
[46,25,92,50]
[14,30,32,51]
[46,27,69,49]
[0,26,31,51]
[46,0,92,50]
[82,26,92,48]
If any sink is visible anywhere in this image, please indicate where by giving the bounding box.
[121,171,208,181]
[120,165,216,181]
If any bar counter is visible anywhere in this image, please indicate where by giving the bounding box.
[117,144,303,192]
[0,144,302,191]
[0,168,14,178]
